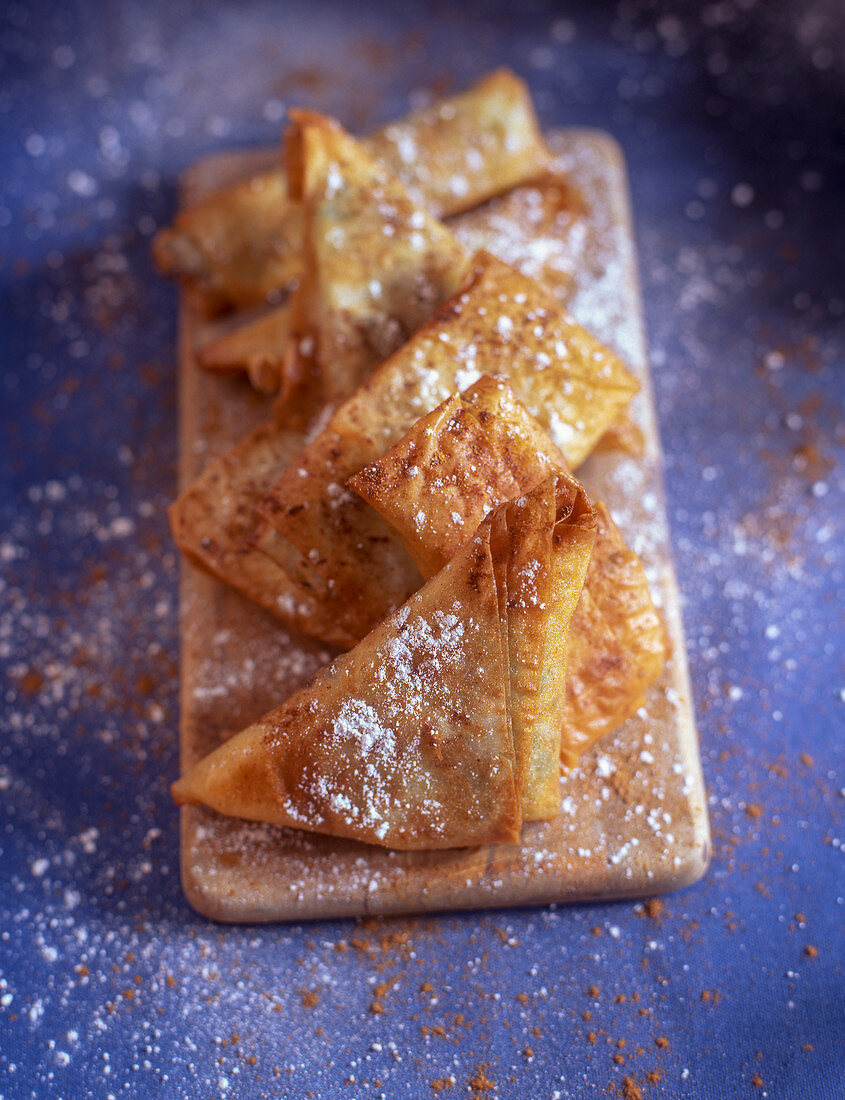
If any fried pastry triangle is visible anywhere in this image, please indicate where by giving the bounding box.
[168,419,358,650]
[348,374,566,577]
[281,109,471,407]
[152,167,293,317]
[252,425,424,641]
[253,252,637,641]
[173,477,594,847]
[349,378,666,764]
[153,69,551,315]
[173,512,515,850]
[363,68,551,218]
[330,251,639,467]
[196,169,589,395]
[450,171,588,304]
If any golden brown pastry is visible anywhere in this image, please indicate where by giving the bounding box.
[281,109,471,407]
[153,69,551,315]
[168,419,357,649]
[252,422,423,642]
[362,68,552,218]
[250,251,637,641]
[494,474,596,818]
[349,377,667,765]
[562,504,667,765]
[196,171,589,394]
[197,304,292,395]
[328,251,639,468]
[152,168,292,317]
[172,476,595,847]
[348,374,567,577]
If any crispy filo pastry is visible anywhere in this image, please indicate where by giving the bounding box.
[280,110,471,407]
[326,251,639,467]
[350,376,667,764]
[198,170,587,394]
[561,508,667,766]
[172,477,594,846]
[153,168,292,318]
[251,251,638,641]
[198,304,292,394]
[348,375,566,577]
[153,69,551,315]
[173,519,517,849]
[168,420,358,649]
[492,475,596,818]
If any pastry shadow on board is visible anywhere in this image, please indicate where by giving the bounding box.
[173,128,710,923]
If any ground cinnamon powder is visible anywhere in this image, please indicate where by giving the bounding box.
[468,1063,496,1095]
[622,1077,643,1100]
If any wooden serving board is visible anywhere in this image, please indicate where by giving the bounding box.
[176,130,710,922]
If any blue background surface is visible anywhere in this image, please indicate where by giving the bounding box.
[1,1,843,1097]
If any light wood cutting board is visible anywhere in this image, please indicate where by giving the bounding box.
[175,130,710,922]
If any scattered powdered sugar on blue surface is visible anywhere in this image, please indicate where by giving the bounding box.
[2,3,842,1095]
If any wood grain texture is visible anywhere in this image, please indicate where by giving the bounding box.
[176,131,710,922]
